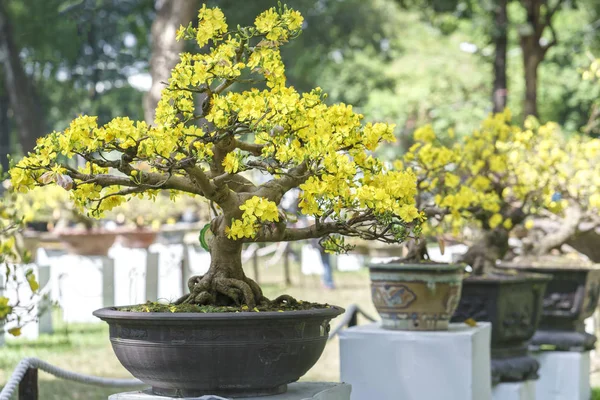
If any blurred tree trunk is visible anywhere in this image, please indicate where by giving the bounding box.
[144,0,198,125]
[492,0,508,113]
[518,0,563,118]
[0,1,45,155]
[0,93,10,174]
[568,229,600,263]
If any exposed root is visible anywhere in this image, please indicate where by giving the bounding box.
[175,273,264,308]
[271,294,298,306]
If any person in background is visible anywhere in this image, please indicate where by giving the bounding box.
[312,238,335,290]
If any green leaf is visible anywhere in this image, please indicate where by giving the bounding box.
[199,223,212,252]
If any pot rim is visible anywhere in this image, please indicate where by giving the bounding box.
[498,262,600,272]
[464,271,552,283]
[368,262,465,272]
[93,304,345,322]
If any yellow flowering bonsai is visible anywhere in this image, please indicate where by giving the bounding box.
[521,133,600,258]
[404,110,564,274]
[10,5,420,309]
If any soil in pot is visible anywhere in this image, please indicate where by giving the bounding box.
[451,271,551,384]
[369,260,463,331]
[94,302,343,397]
[499,257,600,351]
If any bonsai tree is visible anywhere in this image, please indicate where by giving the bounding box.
[10,4,420,309]
[521,133,600,259]
[404,109,564,274]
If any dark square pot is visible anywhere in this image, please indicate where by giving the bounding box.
[451,272,551,384]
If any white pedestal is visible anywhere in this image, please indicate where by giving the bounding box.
[492,381,535,400]
[533,351,590,400]
[339,322,492,400]
[109,382,351,400]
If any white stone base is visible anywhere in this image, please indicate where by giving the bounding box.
[533,351,590,400]
[492,381,535,400]
[109,382,351,400]
[339,322,492,400]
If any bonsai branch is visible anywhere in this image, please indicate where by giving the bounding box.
[529,203,583,255]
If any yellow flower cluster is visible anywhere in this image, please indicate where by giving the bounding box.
[9,5,421,247]
[226,196,280,239]
[406,109,568,234]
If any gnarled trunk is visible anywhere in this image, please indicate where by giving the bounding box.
[177,235,265,308]
[460,228,510,275]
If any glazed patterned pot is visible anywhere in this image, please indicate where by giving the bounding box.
[499,262,600,351]
[451,272,551,384]
[368,262,464,331]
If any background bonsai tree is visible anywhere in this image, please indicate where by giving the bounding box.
[10,4,421,309]
[521,133,600,259]
[404,110,565,274]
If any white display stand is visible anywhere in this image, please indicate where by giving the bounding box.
[109,382,351,400]
[492,381,535,400]
[339,322,492,400]
[533,351,590,400]
[336,254,362,272]
[301,246,325,275]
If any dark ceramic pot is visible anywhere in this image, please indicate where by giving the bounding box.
[451,272,551,384]
[499,263,600,351]
[93,305,344,397]
[368,262,463,331]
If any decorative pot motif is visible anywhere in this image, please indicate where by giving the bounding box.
[57,229,117,256]
[451,272,551,384]
[94,305,343,397]
[368,262,463,331]
[499,263,600,351]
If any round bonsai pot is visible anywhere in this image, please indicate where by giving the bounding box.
[499,262,600,351]
[57,229,117,256]
[368,262,463,331]
[93,305,344,397]
[451,272,551,384]
[116,228,158,249]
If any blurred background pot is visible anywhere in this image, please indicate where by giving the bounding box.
[57,229,117,256]
[116,228,158,249]
[451,271,551,384]
[499,259,600,351]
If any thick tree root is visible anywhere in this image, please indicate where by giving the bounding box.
[173,274,262,308]
[173,273,298,309]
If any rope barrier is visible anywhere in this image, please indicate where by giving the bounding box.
[328,304,376,340]
[0,357,143,400]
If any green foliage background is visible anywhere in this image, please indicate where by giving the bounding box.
[2,0,600,158]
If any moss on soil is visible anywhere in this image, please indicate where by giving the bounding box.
[119,300,332,313]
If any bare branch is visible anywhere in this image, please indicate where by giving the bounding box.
[213,172,258,193]
[234,139,264,156]
[254,161,310,204]
[67,170,204,196]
